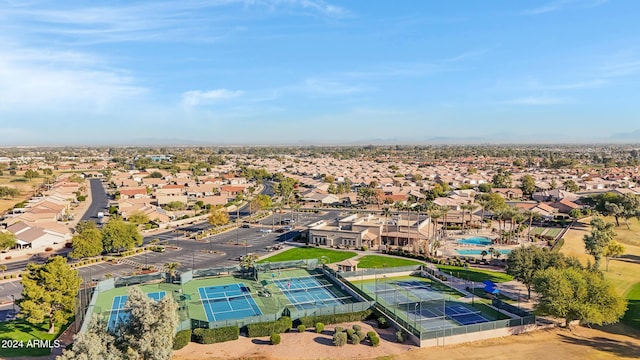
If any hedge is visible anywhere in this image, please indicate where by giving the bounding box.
[246,316,292,337]
[173,330,191,350]
[192,326,239,344]
[295,310,372,328]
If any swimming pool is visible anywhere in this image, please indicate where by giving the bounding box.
[456,249,512,256]
[456,237,493,246]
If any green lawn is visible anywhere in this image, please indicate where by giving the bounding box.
[257,247,357,264]
[622,282,640,330]
[0,318,68,357]
[436,265,514,283]
[356,255,423,269]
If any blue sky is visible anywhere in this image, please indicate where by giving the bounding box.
[1,0,639,145]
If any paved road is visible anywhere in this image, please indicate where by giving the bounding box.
[81,178,109,223]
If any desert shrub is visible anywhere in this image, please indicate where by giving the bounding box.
[367,331,377,339]
[346,329,355,338]
[376,317,389,329]
[395,330,405,343]
[315,322,324,333]
[351,334,360,345]
[296,310,372,328]
[333,332,347,347]
[352,324,361,332]
[297,325,306,333]
[173,330,191,350]
[370,335,380,347]
[334,326,344,334]
[356,330,365,341]
[270,333,281,345]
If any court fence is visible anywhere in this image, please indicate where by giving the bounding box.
[329,264,537,347]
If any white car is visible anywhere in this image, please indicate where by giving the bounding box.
[258,228,273,233]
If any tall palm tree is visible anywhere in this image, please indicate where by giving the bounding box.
[382,207,391,247]
[476,199,489,229]
[165,262,181,283]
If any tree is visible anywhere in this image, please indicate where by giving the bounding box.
[101,218,143,253]
[148,171,163,179]
[519,175,536,197]
[0,231,16,251]
[70,222,104,259]
[115,287,179,359]
[274,177,296,205]
[24,169,40,181]
[583,218,616,270]
[58,317,122,360]
[208,208,230,227]
[492,168,512,188]
[128,212,150,225]
[603,241,625,272]
[165,262,181,282]
[19,256,81,333]
[563,180,580,193]
[533,267,627,328]
[250,194,273,214]
[61,287,179,360]
[506,246,580,299]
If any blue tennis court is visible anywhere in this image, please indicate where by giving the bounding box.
[107,291,166,331]
[444,304,489,325]
[198,283,262,322]
[274,276,345,310]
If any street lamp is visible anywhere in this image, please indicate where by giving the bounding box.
[11,294,15,315]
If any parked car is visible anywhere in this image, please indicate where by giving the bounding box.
[258,228,273,233]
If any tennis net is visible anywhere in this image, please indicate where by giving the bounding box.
[198,292,249,303]
[277,283,334,293]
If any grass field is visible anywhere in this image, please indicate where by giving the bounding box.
[257,247,357,264]
[356,255,422,268]
[436,265,514,283]
[0,318,68,357]
[560,216,640,331]
[622,282,640,330]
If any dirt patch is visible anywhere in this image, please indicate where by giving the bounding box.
[172,323,640,360]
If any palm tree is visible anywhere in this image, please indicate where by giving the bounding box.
[476,199,489,229]
[480,250,488,260]
[165,262,181,283]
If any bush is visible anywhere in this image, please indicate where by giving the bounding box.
[192,326,239,344]
[270,333,281,345]
[352,324,361,332]
[346,329,355,338]
[356,330,365,341]
[395,330,405,343]
[296,310,372,328]
[333,331,347,347]
[297,325,306,333]
[367,331,377,339]
[173,330,191,350]
[370,335,380,347]
[315,322,324,333]
[334,326,344,334]
[351,334,360,345]
[247,316,292,337]
[376,317,389,329]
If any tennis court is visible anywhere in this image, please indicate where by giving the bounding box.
[198,283,262,322]
[274,275,347,310]
[401,302,489,327]
[107,291,166,331]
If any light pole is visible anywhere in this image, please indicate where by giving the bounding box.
[192,251,195,270]
[11,294,15,315]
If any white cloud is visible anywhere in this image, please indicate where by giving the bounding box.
[181,89,244,107]
[0,0,349,45]
[302,78,371,95]
[0,43,146,111]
